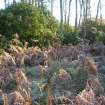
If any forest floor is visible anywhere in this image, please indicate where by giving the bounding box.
[0,41,105,105]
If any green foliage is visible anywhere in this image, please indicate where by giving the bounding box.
[3,79,17,93]
[69,68,88,93]
[0,3,59,47]
[63,24,73,33]
[32,81,47,105]
[99,74,105,91]
[46,60,88,94]
[0,35,10,53]
[24,59,88,103]
[96,31,105,44]
[25,67,36,80]
[80,20,105,44]
[62,32,80,45]
[60,20,105,45]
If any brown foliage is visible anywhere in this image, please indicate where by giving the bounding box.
[74,88,105,105]
[15,69,28,85]
[48,45,80,61]
[84,57,98,76]
[8,91,25,105]
[75,88,95,105]
[52,96,73,105]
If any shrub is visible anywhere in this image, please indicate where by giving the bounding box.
[0,3,59,47]
[62,32,80,45]
[79,20,105,44]
[63,24,73,33]
[3,79,17,93]
[0,35,10,53]
[69,68,88,93]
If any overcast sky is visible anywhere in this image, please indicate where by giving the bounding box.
[0,0,105,25]
[52,0,105,25]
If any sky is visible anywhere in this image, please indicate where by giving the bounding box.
[0,0,105,25]
[52,0,105,25]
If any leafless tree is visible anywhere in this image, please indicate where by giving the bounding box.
[96,0,102,23]
[13,0,16,4]
[63,0,68,24]
[60,0,63,34]
[51,0,54,15]
[32,0,35,5]
[4,0,7,8]
[78,0,83,29]
[75,0,78,31]
[96,0,101,21]
[67,0,72,25]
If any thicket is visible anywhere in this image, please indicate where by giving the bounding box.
[62,20,105,45]
[0,2,105,49]
[3,79,17,93]
[0,3,59,47]
[79,20,105,44]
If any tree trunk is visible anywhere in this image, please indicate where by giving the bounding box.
[38,0,40,7]
[21,0,25,3]
[78,0,82,29]
[99,0,102,23]
[96,0,101,21]
[29,0,32,4]
[7,0,9,7]
[51,0,54,15]
[60,0,63,34]
[96,0,102,23]
[75,0,78,32]
[85,0,88,21]
[41,0,43,8]
[34,0,37,6]
[13,0,16,4]
[32,0,35,5]
[63,0,68,24]
[4,0,6,8]
[82,0,87,42]
[67,0,72,25]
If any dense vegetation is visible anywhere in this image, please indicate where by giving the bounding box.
[0,2,105,49]
[0,1,105,105]
[79,20,105,44]
[0,3,59,47]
